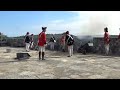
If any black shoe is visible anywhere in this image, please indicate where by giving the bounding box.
[42,58,45,60]
[67,56,71,57]
[39,58,41,60]
[26,50,29,52]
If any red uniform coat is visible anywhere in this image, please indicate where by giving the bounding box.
[38,32,46,46]
[60,36,65,45]
[104,32,110,44]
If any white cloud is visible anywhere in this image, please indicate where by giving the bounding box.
[26,11,120,36]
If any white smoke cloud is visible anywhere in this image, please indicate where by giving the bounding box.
[68,11,120,35]
[26,11,120,36]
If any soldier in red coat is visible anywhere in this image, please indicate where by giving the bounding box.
[38,27,47,60]
[104,27,110,55]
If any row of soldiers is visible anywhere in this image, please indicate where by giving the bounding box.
[24,26,115,60]
[24,27,74,60]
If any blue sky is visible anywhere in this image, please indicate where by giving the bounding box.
[0,11,77,37]
[0,11,120,37]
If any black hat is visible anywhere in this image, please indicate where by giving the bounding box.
[42,27,47,30]
[26,32,29,34]
[104,27,108,32]
[66,31,69,34]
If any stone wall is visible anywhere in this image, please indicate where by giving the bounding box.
[93,37,120,55]
[2,35,81,52]
[7,38,25,47]
[41,37,81,52]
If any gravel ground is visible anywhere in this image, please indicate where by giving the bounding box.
[0,47,120,79]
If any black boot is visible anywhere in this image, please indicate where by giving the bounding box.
[42,52,45,60]
[39,52,41,60]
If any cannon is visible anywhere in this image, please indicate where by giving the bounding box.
[77,42,95,55]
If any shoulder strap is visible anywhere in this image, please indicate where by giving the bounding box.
[69,35,73,40]
[39,32,43,38]
[25,35,28,40]
[67,35,73,43]
[52,36,55,40]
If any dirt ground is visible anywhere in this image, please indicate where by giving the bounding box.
[0,47,120,79]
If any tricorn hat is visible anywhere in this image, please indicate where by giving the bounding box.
[26,32,29,34]
[104,27,108,32]
[42,27,47,30]
[66,31,69,34]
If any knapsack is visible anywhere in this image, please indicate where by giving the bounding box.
[25,35,30,43]
[67,35,74,45]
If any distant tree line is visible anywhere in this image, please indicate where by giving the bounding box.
[0,32,8,41]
